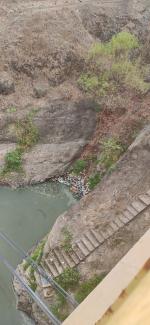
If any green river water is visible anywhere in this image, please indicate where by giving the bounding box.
[0,182,76,325]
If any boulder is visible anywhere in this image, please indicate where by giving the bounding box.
[23,141,86,183]
[33,81,48,98]
[0,72,15,95]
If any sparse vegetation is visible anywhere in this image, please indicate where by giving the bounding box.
[51,294,68,322]
[78,31,149,97]
[56,268,80,291]
[71,159,88,175]
[61,228,73,253]
[75,274,106,303]
[2,111,39,174]
[23,240,45,292]
[28,266,37,292]
[88,173,102,190]
[16,115,39,150]
[23,240,45,271]
[6,106,17,113]
[51,271,106,321]
[89,31,139,58]
[51,268,80,321]
[99,138,124,170]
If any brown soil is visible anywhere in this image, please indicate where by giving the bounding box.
[81,90,150,174]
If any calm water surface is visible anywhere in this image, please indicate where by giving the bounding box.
[0,182,76,325]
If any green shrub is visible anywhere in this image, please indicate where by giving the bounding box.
[99,138,124,170]
[90,31,139,58]
[109,31,139,55]
[110,60,149,93]
[3,148,22,173]
[88,173,102,190]
[56,268,80,291]
[80,32,148,97]
[78,74,99,92]
[78,74,109,96]
[75,274,105,303]
[72,159,88,175]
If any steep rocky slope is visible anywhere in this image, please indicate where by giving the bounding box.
[0,0,150,185]
[1,0,150,323]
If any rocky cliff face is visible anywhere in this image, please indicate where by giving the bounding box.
[0,0,150,185]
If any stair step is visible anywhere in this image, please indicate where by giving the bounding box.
[53,248,67,270]
[101,227,113,239]
[118,214,129,224]
[38,265,53,286]
[77,241,89,256]
[139,194,150,206]
[101,230,110,239]
[126,205,137,217]
[90,229,104,244]
[85,230,99,248]
[110,221,119,232]
[131,200,146,213]
[106,226,115,236]
[114,217,124,228]
[123,210,134,221]
[82,236,95,251]
[72,244,85,261]
[45,260,59,278]
[61,250,76,268]
[50,253,64,275]
[68,250,79,264]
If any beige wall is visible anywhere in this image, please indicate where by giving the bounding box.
[63,229,150,325]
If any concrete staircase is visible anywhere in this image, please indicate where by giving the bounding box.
[41,190,150,279]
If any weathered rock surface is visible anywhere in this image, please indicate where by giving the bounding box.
[0,98,96,184]
[0,0,150,184]
[23,141,85,184]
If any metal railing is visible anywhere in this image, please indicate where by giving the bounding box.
[0,253,61,325]
[0,231,79,324]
